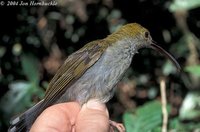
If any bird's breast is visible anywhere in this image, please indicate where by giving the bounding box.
[58,40,136,104]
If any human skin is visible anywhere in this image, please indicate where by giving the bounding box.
[30,99,110,132]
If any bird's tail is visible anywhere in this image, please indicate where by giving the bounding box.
[8,100,44,132]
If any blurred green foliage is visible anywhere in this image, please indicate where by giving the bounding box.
[123,100,200,132]
[123,101,164,132]
[169,0,200,12]
[185,65,200,77]
[21,54,40,83]
[0,0,200,131]
[0,54,44,125]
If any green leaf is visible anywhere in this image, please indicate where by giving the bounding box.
[169,117,200,131]
[0,81,44,124]
[184,65,200,77]
[123,101,170,132]
[21,53,40,84]
[162,61,177,76]
[169,0,200,12]
[179,92,200,120]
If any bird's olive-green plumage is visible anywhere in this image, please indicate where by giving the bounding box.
[107,23,149,43]
[9,23,180,132]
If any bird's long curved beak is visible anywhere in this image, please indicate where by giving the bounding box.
[150,42,181,72]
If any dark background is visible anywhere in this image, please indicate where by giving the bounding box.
[0,0,200,131]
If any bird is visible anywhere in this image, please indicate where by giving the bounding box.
[9,23,180,132]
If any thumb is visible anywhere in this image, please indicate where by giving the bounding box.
[75,99,110,132]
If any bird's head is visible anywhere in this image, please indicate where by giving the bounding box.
[107,23,181,71]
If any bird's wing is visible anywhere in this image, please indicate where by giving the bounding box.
[43,39,108,107]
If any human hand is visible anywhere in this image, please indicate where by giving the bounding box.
[30,99,110,132]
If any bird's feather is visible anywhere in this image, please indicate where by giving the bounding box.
[43,39,109,107]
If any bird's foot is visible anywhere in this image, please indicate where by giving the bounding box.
[109,120,125,132]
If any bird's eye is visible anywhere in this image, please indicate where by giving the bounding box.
[144,31,149,38]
